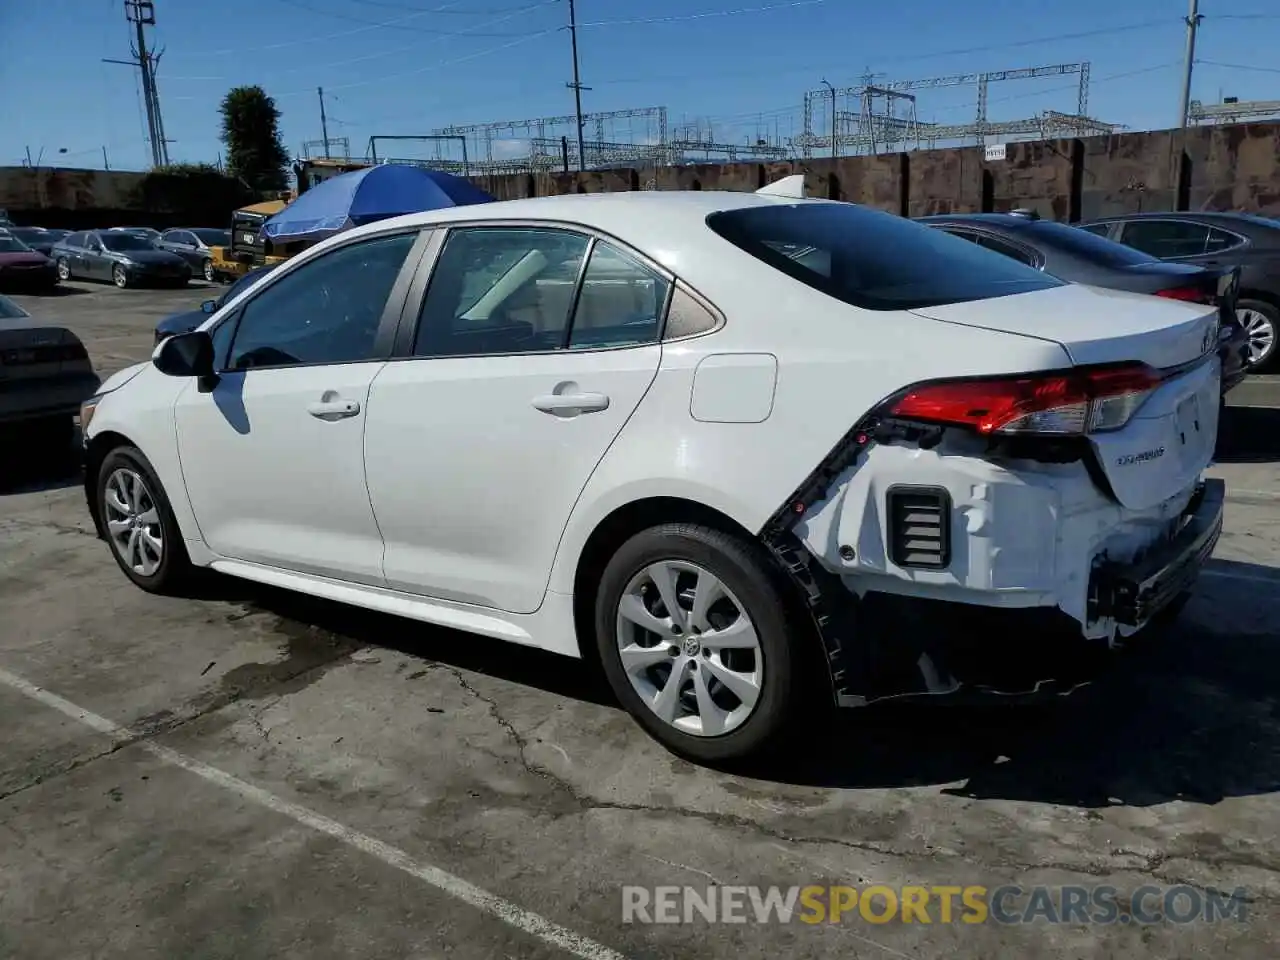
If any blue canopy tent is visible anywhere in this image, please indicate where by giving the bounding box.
[263,165,494,244]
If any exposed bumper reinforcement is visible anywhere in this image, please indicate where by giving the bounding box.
[1089,478,1225,628]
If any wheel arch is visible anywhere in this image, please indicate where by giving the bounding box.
[83,429,136,538]
[569,496,828,686]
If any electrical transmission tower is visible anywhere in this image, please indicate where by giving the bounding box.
[104,0,170,167]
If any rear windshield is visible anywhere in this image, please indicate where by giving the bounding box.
[192,228,231,246]
[0,235,31,252]
[706,203,1062,311]
[1026,220,1158,267]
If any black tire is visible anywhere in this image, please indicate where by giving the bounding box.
[55,258,70,281]
[593,523,806,764]
[96,444,194,594]
[112,264,130,289]
[202,259,216,282]
[1238,298,1279,373]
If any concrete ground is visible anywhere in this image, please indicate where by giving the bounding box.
[3,280,1280,959]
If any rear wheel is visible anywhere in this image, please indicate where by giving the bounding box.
[112,264,129,289]
[594,523,804,763]
[96,445,193,593]
[1237,299,1278,372]
[202,259,216,282]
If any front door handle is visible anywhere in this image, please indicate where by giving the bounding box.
[307,395,361,421]
[531,392,610,415]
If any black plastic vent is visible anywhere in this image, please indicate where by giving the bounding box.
[887,485,951,570]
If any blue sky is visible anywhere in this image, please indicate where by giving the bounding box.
[2,0,1278,171]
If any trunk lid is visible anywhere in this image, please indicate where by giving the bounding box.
[909,282,1220,370]
[910,283,1222,510]
[0,323,85,383]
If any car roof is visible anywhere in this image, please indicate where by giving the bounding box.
[328,190,838,272]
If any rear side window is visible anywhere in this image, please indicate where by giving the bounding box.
[706,204,1061,311]
[63,232,85,248]
[1023,220,1157,267]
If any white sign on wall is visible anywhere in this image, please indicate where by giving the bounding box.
[984,143,1009,162]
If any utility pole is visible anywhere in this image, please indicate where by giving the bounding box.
[565,0,588,172]
[1178,0,1202,128]
[107,1,169,167]
[821,78,837,159]
[318,87,331,158]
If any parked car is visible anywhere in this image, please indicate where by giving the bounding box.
[0,293,99,449]
[918,212,1249,393]
[154,264,276,345]
[80,191,1224,762]
[107,226,164,244]
[51,230,191,288]
[156,227,233,282]
[0,232,60,291]
[6,226,65,257]
[1079,211,1280,371]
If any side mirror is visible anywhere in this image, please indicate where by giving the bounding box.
[154,330,215,381]
[200,299,217,314]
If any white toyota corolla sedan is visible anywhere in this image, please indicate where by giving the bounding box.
[80,186,1225,762]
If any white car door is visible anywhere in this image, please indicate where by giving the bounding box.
[364,226,668,613]
[174,229,423,585]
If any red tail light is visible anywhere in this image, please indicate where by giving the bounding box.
[1154,286,1213,304]
[888,364,1164,436]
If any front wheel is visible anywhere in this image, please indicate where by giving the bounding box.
[202,259,216,282]
[96,445,193,593]
[1237,299,1278,372]
[56,258,70,281]
[112,264,130,289]
[594,523,805,764]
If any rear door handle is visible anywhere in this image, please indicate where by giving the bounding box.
[531,392,610,415]
[307,397,361,421]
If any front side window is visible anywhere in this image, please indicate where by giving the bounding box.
[707,204,1061,311]
[1119,220,1210,258]
[226,232,417,370]
[63,232,86,248]
[415,227,590,357]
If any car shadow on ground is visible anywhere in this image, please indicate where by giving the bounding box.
[0,432,82,495]
[1217,404,1280,463]
[7,285,91,298]
[200,553,1280,806]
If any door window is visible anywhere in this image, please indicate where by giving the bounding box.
[1077,223,1111,237]
[63,232,86,248]
[226,231,417,370]
[1206,227,1245,254]
[940,228,1039,267]
[1119,220,1210,258]
[568,241,670,349]
[414,227,590,357]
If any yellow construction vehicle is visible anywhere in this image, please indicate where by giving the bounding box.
[208,199,290,281]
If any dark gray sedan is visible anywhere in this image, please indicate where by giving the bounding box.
[0,293,99,448]
[917,212,1250,392]
[50,230,191,289]
[156,227,231,282]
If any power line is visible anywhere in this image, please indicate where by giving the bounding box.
[590,17,1180,86]
[273,0,536,36]
[577,0,827,28]
[345,0,548,11]
[165,0,557,88]
[1197,60,1280,76]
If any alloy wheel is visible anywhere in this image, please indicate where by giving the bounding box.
[1237,307,1276,366]
[615,560,763,738]
[112,265,128,289]
[103,468,164,576]
[202,259,215,282]
[56,259,70,281]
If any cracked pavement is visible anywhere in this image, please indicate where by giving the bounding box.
[3,283,1280,958]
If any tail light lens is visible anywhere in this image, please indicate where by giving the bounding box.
[888,363,1164,436]
[1155,286,1213,304]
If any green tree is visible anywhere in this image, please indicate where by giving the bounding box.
[219,85,290,193]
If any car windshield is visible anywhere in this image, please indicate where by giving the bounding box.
[0,235,32,252]
[101,233,155,251]
[707,203,1062,311]
[1021,220,1160,266]
[0,294,29,319]
[191,229,231,246]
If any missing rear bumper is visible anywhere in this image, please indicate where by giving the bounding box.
[1088,478,1224,627]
